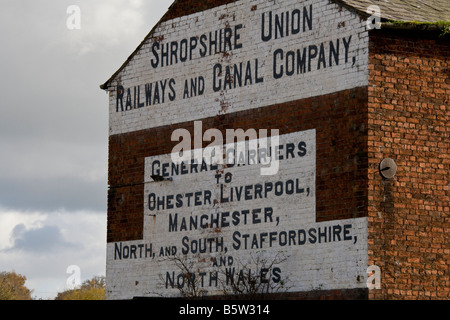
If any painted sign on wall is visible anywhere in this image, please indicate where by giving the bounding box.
[107,130,368,298]
[105,0,370,300]
[107,0,368,135]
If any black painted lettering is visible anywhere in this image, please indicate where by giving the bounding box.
[296,47,307,74]
[303,5,313,32]
[234,24,243,49]
[318,43,326,70]
[261,11,272,42]
[151,42,159,68]
[189,37,198,60]
[343,35,352,63]
[308,45,317,72]
[273,48,283,79]
[298,141,307,156]
[329,39,339,67]
[168,78,176,101]
[116,86,124,112]
[213,63,222,92]
[170,41,178,65]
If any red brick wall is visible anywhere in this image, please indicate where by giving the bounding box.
[106,0,450,300]
[367,29,450,300]
[107,86,369,243]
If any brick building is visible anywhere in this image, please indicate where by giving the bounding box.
[101,0,449,300]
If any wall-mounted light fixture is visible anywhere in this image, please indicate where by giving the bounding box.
[379,158,397,179]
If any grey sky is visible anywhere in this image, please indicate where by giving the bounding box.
[0,0,172,299]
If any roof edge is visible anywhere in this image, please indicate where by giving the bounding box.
[100,1,450,91]
[381,20,450,32]
[100,2,179,91]
[331,0,371,20]
[101,0,372,91]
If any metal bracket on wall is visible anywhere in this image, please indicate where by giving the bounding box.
[150,175,173,182]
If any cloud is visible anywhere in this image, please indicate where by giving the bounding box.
[57,0,171,57]
[0,138,107,212]
[0,210,46,250]
[0,177,107,213]
[0,209,106,299]
[0,0,171,214]
[0,0,172,299]
[68,0,147,55]
[8,224,79,253]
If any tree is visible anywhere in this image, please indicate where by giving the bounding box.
[0,271,33,300]
[159,252,290,299]
[55,276,105,300]
[218,253,290,299]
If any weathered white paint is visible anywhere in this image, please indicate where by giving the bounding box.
[106,130,368,299]
[106,0,369,136]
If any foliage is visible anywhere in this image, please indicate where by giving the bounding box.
[218,253,290,299]
[388,20,450,37]
[0,271,33,300]
[55,276,105,300]
[161,252,290,299]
